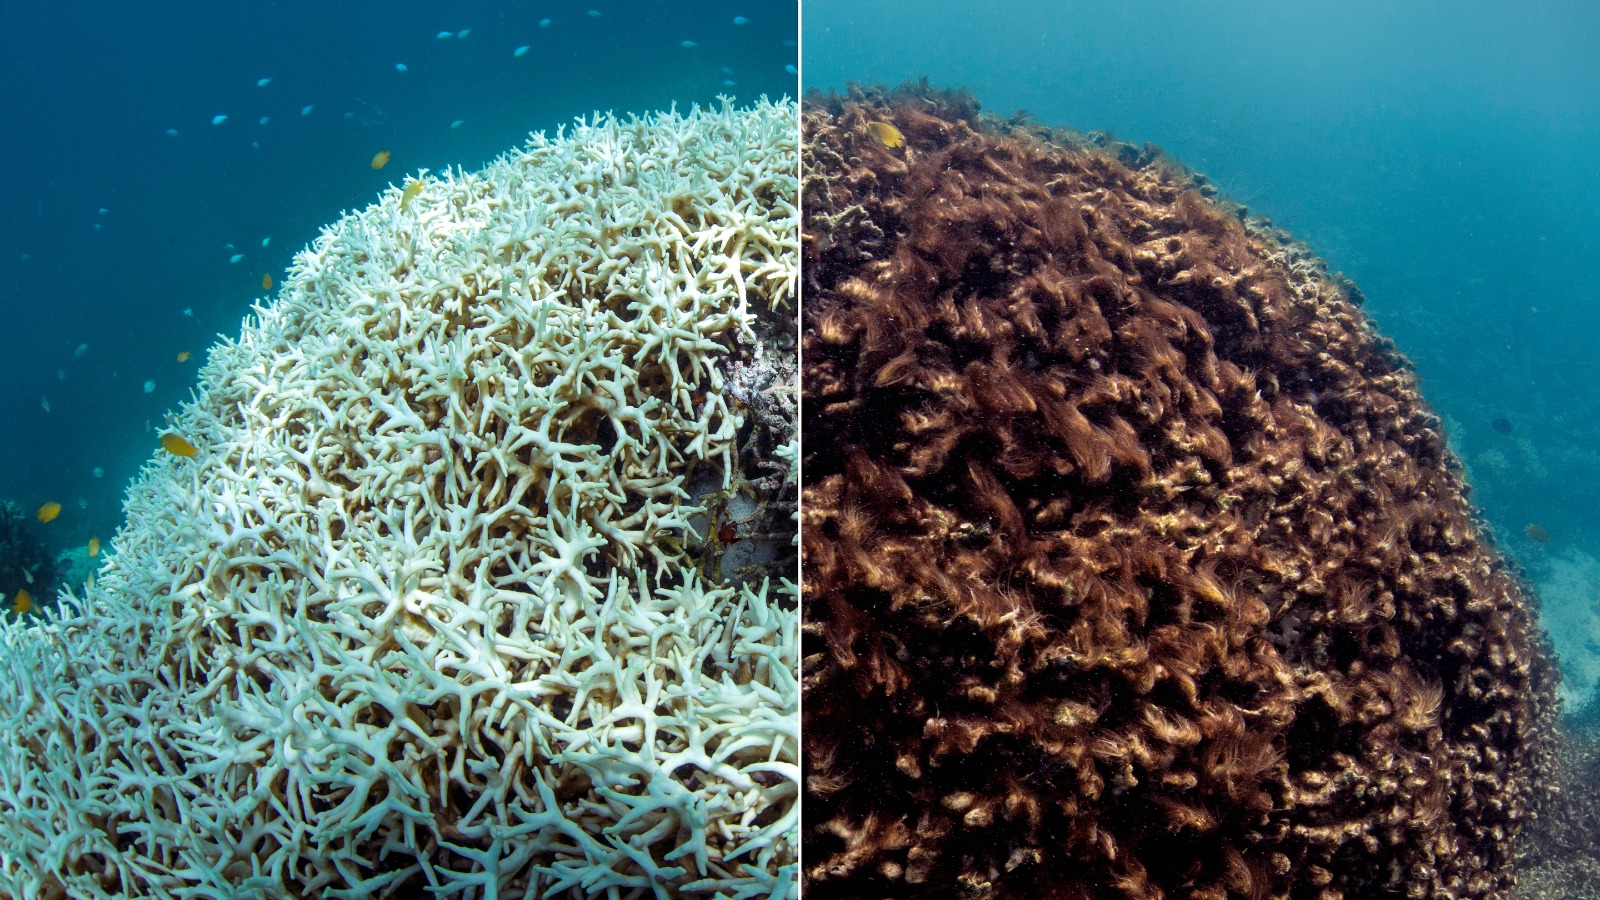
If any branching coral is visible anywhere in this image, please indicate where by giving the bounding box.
[801,84,1556,900]
[0,97,798,899]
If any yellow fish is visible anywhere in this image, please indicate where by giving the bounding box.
[400,178,425,210]
[866,121,905,149]
[160,433,199,458]
[371,149,391,170]
[36,502,61,523]
[261,273,273,290]
[88,536,100,558]
[177,351,191,363]
[11,589,31,615]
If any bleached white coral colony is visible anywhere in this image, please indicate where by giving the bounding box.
[0,98,798,899]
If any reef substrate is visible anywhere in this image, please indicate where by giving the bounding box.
[801,84,1557,900]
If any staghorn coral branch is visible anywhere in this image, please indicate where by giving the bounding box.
[0,99,798,899]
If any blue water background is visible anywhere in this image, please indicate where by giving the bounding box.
[805,0,1600,706]
[0,0,796,566]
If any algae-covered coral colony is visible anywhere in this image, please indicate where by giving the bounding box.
[800,85,1557,899]
[0,98,799,899]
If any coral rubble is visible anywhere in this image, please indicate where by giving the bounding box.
[1516,725,1600,899]
[801,84,1557,900]
[0,98,798,899]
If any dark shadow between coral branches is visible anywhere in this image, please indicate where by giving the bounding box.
[800,81,1559,900]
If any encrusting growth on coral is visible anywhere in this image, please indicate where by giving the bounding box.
[801,84,1557,900]
[0,98,798,899]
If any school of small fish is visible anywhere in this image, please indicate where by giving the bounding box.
[20,18,793,579]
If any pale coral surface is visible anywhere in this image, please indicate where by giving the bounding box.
[0,98,798,900]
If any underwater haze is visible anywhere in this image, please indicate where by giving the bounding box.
[805,0,1600,710]
[0,0,797,598]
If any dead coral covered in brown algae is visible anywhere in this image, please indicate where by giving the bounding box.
[800,84,1558,900]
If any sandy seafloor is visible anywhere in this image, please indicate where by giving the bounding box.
[804,0,1600,714]
[0,0,798,594]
